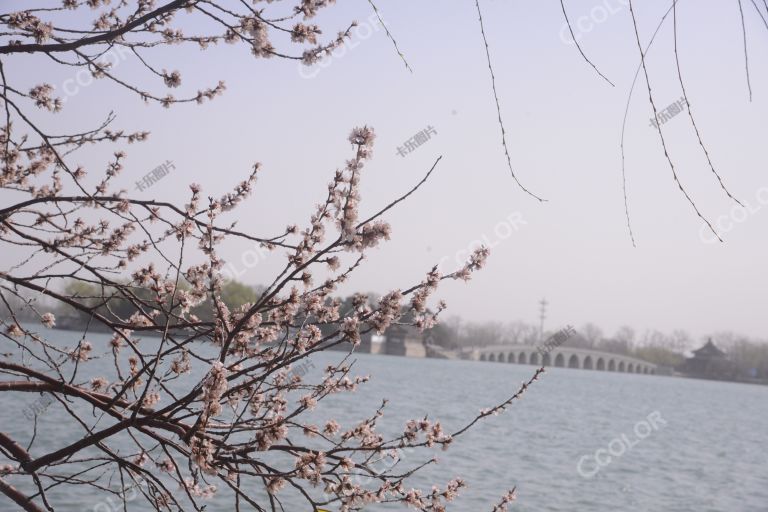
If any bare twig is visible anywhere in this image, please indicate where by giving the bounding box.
[474,0,546,202]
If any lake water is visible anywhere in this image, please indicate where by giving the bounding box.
[2,329,767,511]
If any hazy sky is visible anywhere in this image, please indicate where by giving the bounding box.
[8,0,768,340]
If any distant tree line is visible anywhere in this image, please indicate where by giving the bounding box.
[1,280,266,332]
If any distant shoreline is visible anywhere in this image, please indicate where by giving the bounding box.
[17,319,768,388]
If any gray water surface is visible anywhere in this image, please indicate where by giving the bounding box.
[2,329,766,511]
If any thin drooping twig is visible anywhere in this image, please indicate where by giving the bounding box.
[366,0,413,73]
[474,0,546,202]
[621,0,747,246]
[627,0,721,241]
[749,0,768,30]
[673,2,744,207]
[357,156,442,227]
[558,0,616,86]
[737,0,754,101]
[451,367,545,437]
[620,1,679,247]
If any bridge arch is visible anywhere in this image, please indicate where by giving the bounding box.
[473,347,655,375]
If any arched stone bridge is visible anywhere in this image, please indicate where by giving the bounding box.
[469,345,657,375]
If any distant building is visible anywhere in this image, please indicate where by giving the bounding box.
[322,330,375,353]
[677,339,733,380]
[321,326,423,357]
[383,325,426,358]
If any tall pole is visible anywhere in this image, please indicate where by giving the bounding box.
[539,298,548,342]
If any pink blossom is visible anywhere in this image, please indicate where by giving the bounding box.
[6,324,24,337]
[90,377,108,392]
[40,312,55,328]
